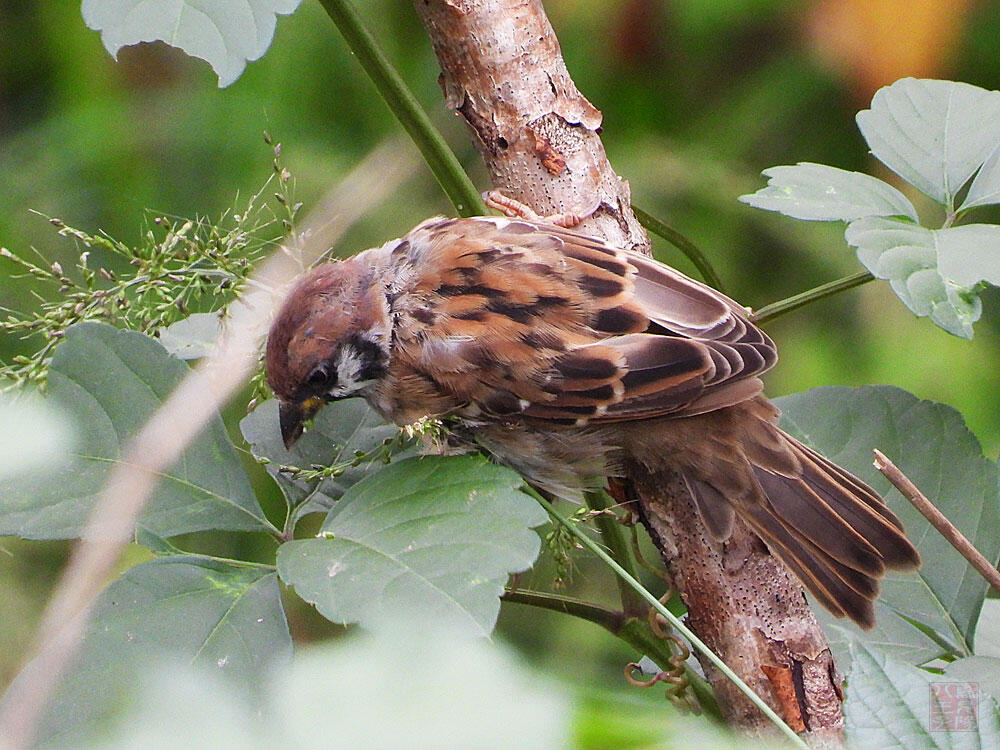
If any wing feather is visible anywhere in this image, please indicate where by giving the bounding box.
[391,217,778,425]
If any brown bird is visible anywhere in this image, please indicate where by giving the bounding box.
[266,209,920,629]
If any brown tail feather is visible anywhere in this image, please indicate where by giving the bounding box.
[755,468,886,576]
[787,440,919,569]
[741,502,881,628]
[682,428,920,630]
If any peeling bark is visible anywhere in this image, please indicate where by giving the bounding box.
[413,0,845,744]
[412,0,647,252]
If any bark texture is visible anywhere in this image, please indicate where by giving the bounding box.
[413,0,647,252]
[413,0,845,743]
[632,467,845,744]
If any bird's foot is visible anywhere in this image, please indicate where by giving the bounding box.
[483,189,600,228]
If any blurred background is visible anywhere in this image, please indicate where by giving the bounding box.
[2,0,998,716]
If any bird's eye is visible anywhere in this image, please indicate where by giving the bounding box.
[306,365,334,387]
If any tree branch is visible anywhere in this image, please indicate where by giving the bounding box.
[413,1,845,743]
[412,0,648,253]
[531,489,808,748]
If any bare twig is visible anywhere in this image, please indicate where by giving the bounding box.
[873,449,1000,595]
[0,140,419,750]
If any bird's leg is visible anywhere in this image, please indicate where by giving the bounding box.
[483,190,600,228]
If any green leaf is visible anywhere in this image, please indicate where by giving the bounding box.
[844,640,1000,748]
[158,312,221,360]
[0,322,269,539]
[240,398,415,521]
[277,455,548,637]
[856,78,1000,208]
[776,386,1000,665]
[944,657,1000,704]
[0,390,72,482]
[972,599,1000,660]
[845,217,982,338]
[81,0,302,88]
[4,556,290,746]
[934,223,1000,288]
[134,525,187,556]
[963,144,1000,210]
[738,162,919,222]
[67,626,570,749]
[820,613,945,670]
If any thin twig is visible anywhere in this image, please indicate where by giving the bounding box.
[873,449,1000,595]
[0,142,419,750]
[751,270,874,324]
[502,587,720,718]
[583,490,646,617]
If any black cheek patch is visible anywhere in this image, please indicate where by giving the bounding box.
[348,334,389,382]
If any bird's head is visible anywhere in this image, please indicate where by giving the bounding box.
[266,257,392,448]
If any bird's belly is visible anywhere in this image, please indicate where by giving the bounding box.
[456,421,619,501]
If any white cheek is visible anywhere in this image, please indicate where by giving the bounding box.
[328,353,362,396]
[340,353,363,383]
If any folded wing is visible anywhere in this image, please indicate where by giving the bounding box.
[397,217,776,425]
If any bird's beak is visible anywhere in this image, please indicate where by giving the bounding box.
[279,397,324,449]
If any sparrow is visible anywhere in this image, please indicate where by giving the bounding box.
[265,211,920,629]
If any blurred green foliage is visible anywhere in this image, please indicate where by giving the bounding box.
[2,0,999,717]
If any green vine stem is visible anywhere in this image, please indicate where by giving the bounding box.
[631,205,727,293]
[583,490,646,617]
[527,486,809,749]
[502,588,720,719]
[752,270,874,324]
[316,0,484,217]
[501,588,624,632]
